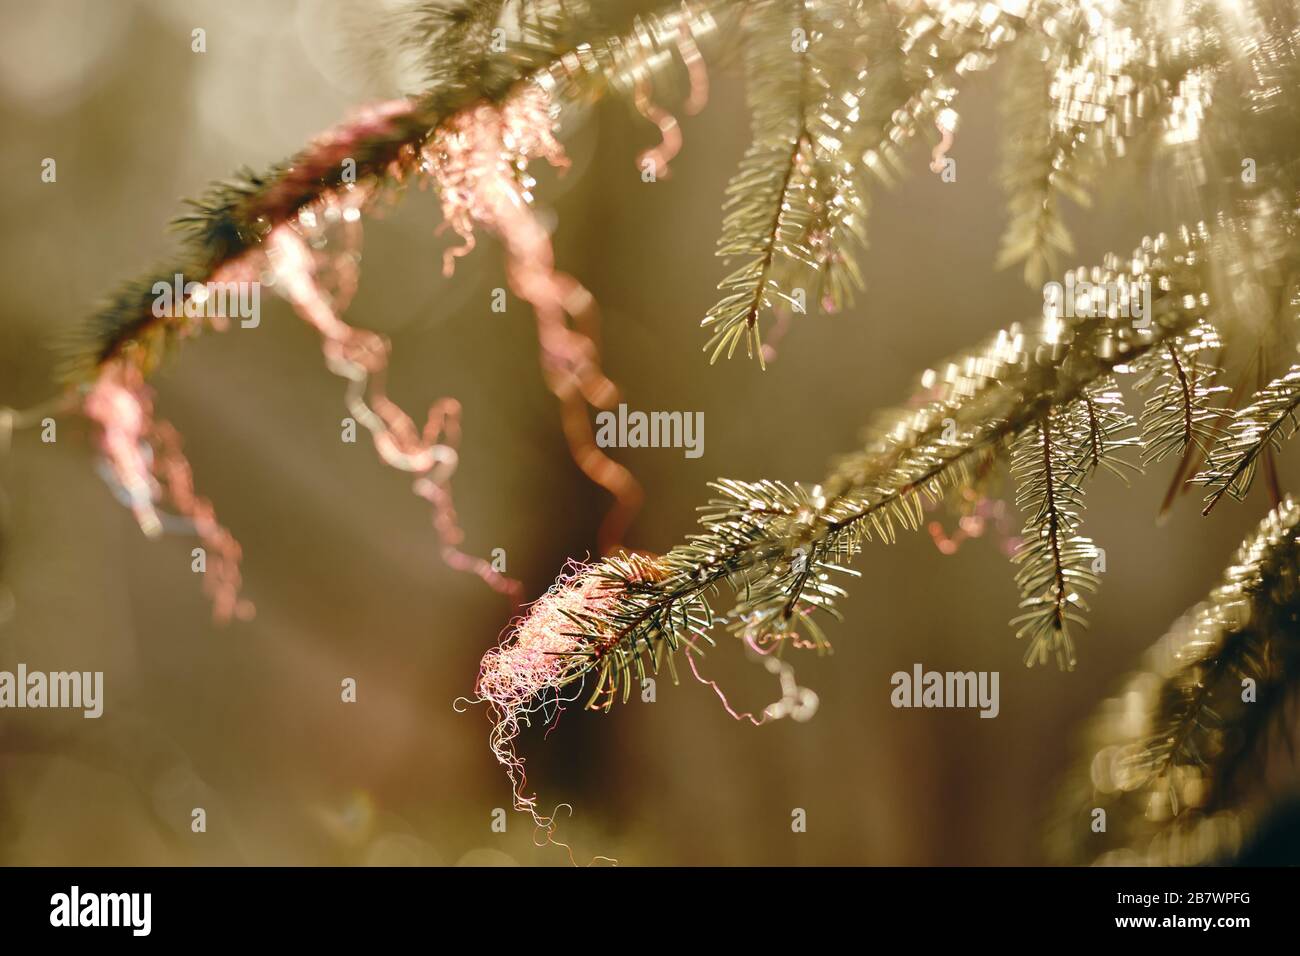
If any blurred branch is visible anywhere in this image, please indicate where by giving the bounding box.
[65,0,733,384]
[1050,496,1300,865]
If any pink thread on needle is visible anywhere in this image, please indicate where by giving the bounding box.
[929,112,955,173]
[684,647,768,726]
[84,361,162,539]
[474,562,619,824]
[425,83,644,554]
[152,421,254,623]
[84,360,252,622]
[634,76,683,180]
[265,218,525,603]
[412,402,524,609]
[631,22,715,182]
[677,18,710,116]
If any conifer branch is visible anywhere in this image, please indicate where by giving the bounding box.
[995,16,1093,287]
[1076,379,1140,481]
[1009,380,1137,669]
[438,0,1300,852]
[24,0,731,621]
[7,0,1298,861]
[66,0,730,383]
[1010,411,1084,668]
[998,0,1222,285]
[705,0,1039,360]
[489,211,1249,722]
[702,0,816,366]
[1195,364,1300,514]
[1133,321,1228,468]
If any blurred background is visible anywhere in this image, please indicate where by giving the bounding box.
[0,0,1291,865]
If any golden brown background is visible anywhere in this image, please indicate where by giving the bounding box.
[0,0,1286,865]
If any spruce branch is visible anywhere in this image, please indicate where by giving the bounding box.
[23,0,730,621]
[439,0,1300,851]
[488,191,1300,756]
[1195,364,1300,514]
[998,0,1223,285]
[701,0,817,366]
[1076,378,1140,482]
[66,0,729,383]
[485,211,1236,732]
[1133,320,1228,468]
[995,13,1094,287]
[1050,496,1300,865]
[705,0,1039,362]
[796,1,881,315]
[1011,411,1089,670]
[1009,380,1138,669]
[7,0,1299,860]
